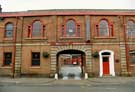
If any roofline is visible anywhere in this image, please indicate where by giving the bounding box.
[0,10,135,17]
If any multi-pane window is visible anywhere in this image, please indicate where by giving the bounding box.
[5,23,13,38]
[32,52,40,66]
[96,20,113,37]
[4,52,12,66]
[62,19,80,37]
[32,21,41,37]
[99,20,109,36]
[28,20,46,38]
[66,20,76,37]
[127,20,135,37]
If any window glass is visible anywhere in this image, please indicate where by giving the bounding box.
[99,20,109,36]
[4,53,12,66]
[66,20,76,37]
[32,52,40,66]
[102,52,110,55]
[32,21,41,37]
[103,57,109,62]
[5,23,13,38]
[127,20,135,37]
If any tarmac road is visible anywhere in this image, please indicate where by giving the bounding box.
[0,81,135,92]
[0,77,135,92]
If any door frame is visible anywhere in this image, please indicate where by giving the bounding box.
[99,50,115,77]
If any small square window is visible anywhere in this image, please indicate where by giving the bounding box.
[4,52,12,66]
[32,52,40,66]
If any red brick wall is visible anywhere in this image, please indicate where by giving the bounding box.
[0,46,14,76]
[92,44,121,76]
[0,14,135,77]
[21,45,51,75]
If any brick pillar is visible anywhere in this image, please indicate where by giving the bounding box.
[85,46,92,74]
[120,42,128,75]
[14,44,22,77]
[50,46,57,77]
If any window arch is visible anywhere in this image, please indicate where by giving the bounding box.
[99,20,109,36]
[96,19,113,37]
[28,20,46,38]
[66,20,76,37]
[32,21,41,37]
[5,23,14,38]
[62,19,80,37]
[127,20,135,37]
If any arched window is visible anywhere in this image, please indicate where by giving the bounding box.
[5,23,13,38]
[66,20,76,37]
[32,21,41,37]
[62,19,80,37]
[99,20,109,36]
[127,20,135,37]
[96,19,113,37]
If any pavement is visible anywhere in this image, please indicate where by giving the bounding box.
[0,77,135,86]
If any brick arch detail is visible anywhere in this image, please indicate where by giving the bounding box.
[50,45,92,75]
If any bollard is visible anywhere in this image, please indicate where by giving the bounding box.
[54,73,58,80]
[84,73,88,79]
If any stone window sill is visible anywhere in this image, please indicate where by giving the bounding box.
[94,37,116,39]
[128,37,135,38]
[129,64,135,66]
[29,66,41,69]
[60,37,83,39]
[3,38,13,41]
[0,66,12,69]
[25,37,47,40]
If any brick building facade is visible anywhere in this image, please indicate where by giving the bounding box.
[0,9,135,79]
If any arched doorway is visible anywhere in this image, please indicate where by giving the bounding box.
[57,49,85,80]
[99,50,115,77]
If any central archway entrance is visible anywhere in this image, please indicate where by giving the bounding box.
[57,50,85,80]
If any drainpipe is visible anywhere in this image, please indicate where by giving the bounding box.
[123,16,129,72]
[12,17,18,78]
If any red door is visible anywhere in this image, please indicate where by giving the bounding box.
[103,56,110,75]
